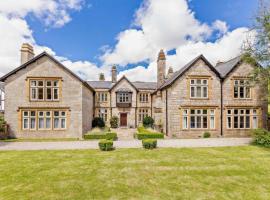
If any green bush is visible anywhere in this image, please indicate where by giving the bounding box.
[0,116,6,132]
[92,117,105,128]
[252,129,270,147]
[143,116,154,128]
[84,132,117,140]
[136,126,164,140]
[98,139,114,151]
[110,116,119,128]
[142,139,157,149]
[203,132,211,138]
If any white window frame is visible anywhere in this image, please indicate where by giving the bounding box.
[139,109,149,122]
[190,79,208,99]
[98,108,108,122]
[140,93,149,103]
[226,109,257,129]
[98,92,108,102]
[182,109,188,129]
[190,109,208,129]
[233,80,251,99]
[30,79,60,101]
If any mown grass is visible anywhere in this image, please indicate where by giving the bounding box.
[0,146,270,199]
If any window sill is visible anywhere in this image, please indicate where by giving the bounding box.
[190,98,209,100]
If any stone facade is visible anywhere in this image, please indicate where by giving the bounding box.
[1,44,267,139]
[3,53,93,139]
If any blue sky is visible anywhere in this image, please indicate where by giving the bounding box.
[0,0,259,81]
[25,0,258,63]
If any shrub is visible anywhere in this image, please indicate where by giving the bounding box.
[98,139,114,151]
[203,132,211,138]
[84,132,117,141]
[110,116,119,128]
[252,129,270,147]
[136,126,164,140]
[143,116,154,128]
[92,117,105,128]
[142,139,157,149]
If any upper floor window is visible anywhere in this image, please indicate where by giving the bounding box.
[190,79,208,98]
[97,92,108,102]
[98,108,108,122]
[30,79,60,101]
[118,92,130,103]
[139,93,149,103]
[234,80,251,99]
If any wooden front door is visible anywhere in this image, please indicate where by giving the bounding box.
[120,113,127,127]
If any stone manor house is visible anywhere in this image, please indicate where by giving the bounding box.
[0,43,268,139]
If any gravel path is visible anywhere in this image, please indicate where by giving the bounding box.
[0,138,252,151]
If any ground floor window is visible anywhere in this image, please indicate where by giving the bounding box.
[227,108,258,129]
[181,109,215,130]
[139,109,149,122]
[98,108,108,122]
[22,109,67,131]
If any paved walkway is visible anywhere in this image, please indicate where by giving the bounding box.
[0,138,252,151]
[112,128,136,140]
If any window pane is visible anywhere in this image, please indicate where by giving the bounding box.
[183,117,188,129]
[31,81,37,86]
[191,87,195,97]
[240,87,244,98]
[30,111,36,116]
[196,86,201,97]
[190,116,195,128]
[53,88,59,100]
[227,117,231,128]
[191,80,195,84]
[46,118,51,129]
[210,116,215,129]
[197,116,201,128]
[38,81,43,86]
[38,88,43,100]
[197,80,201,84]
[31,88,37,100]
[203,87,207,97]
[234,116,238,128]
[61,119,66,129]
[23,111,29,117]
[46,81,52,87]
[61,111,66,116]
[30,118,36,129]
[53,81,59,87]
[240,116,244,128]
[39,118,44,129]
[191,110,195,114]
[23,119,29,129]
[54,118,59,128]
[203,110,207,114]
[46,88,52,100]
[246,116,250,128]
[234,87,238,98]
[203,116,207,128]
[203,80,207,85]
[253,117,258,128]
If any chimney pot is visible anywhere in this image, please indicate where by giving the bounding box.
[99,73,105,81]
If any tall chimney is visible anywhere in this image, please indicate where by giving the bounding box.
[166,67,174,79]
[99,73,105,81]
[21,43,34,64]
[157,49,166,88]
[111,66,117,83]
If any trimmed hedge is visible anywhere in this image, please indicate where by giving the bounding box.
[252,129,270,147]
[99,139,114,151]
[142,139,157,149]
[84,132,117,140]
[135,127,164,140]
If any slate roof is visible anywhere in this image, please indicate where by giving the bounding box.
[87,80,157,90]
[215,55,242,78]
[160,54,221,90]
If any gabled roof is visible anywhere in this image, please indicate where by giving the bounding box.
[215,55,242,78]
[160,54,221,90]
[109,76,138,92]
[0,52,94,92]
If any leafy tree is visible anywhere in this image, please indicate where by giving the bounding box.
[92,117,105,128]
[243,0,270,91]
[143,116,154,128]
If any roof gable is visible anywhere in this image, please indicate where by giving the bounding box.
[109,76,138,92]
[215,56,242,78]
[0,52,94,92]
[160,54,221,90]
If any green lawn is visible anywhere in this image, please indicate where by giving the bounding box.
[0,147,270,200]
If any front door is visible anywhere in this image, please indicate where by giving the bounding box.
[120,113,127,127]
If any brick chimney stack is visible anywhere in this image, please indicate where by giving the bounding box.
[157,49,166,88]
[167,67,174,79]
[20,43,34,64]
[99,73,105,81]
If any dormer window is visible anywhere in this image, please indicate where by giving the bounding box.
[118,93,130,103]
[190,79,208,98]
[233,80,251,99]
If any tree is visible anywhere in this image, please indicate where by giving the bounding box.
[243,0,270,90]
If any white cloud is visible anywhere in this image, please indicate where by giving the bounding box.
[0,0,84,27]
